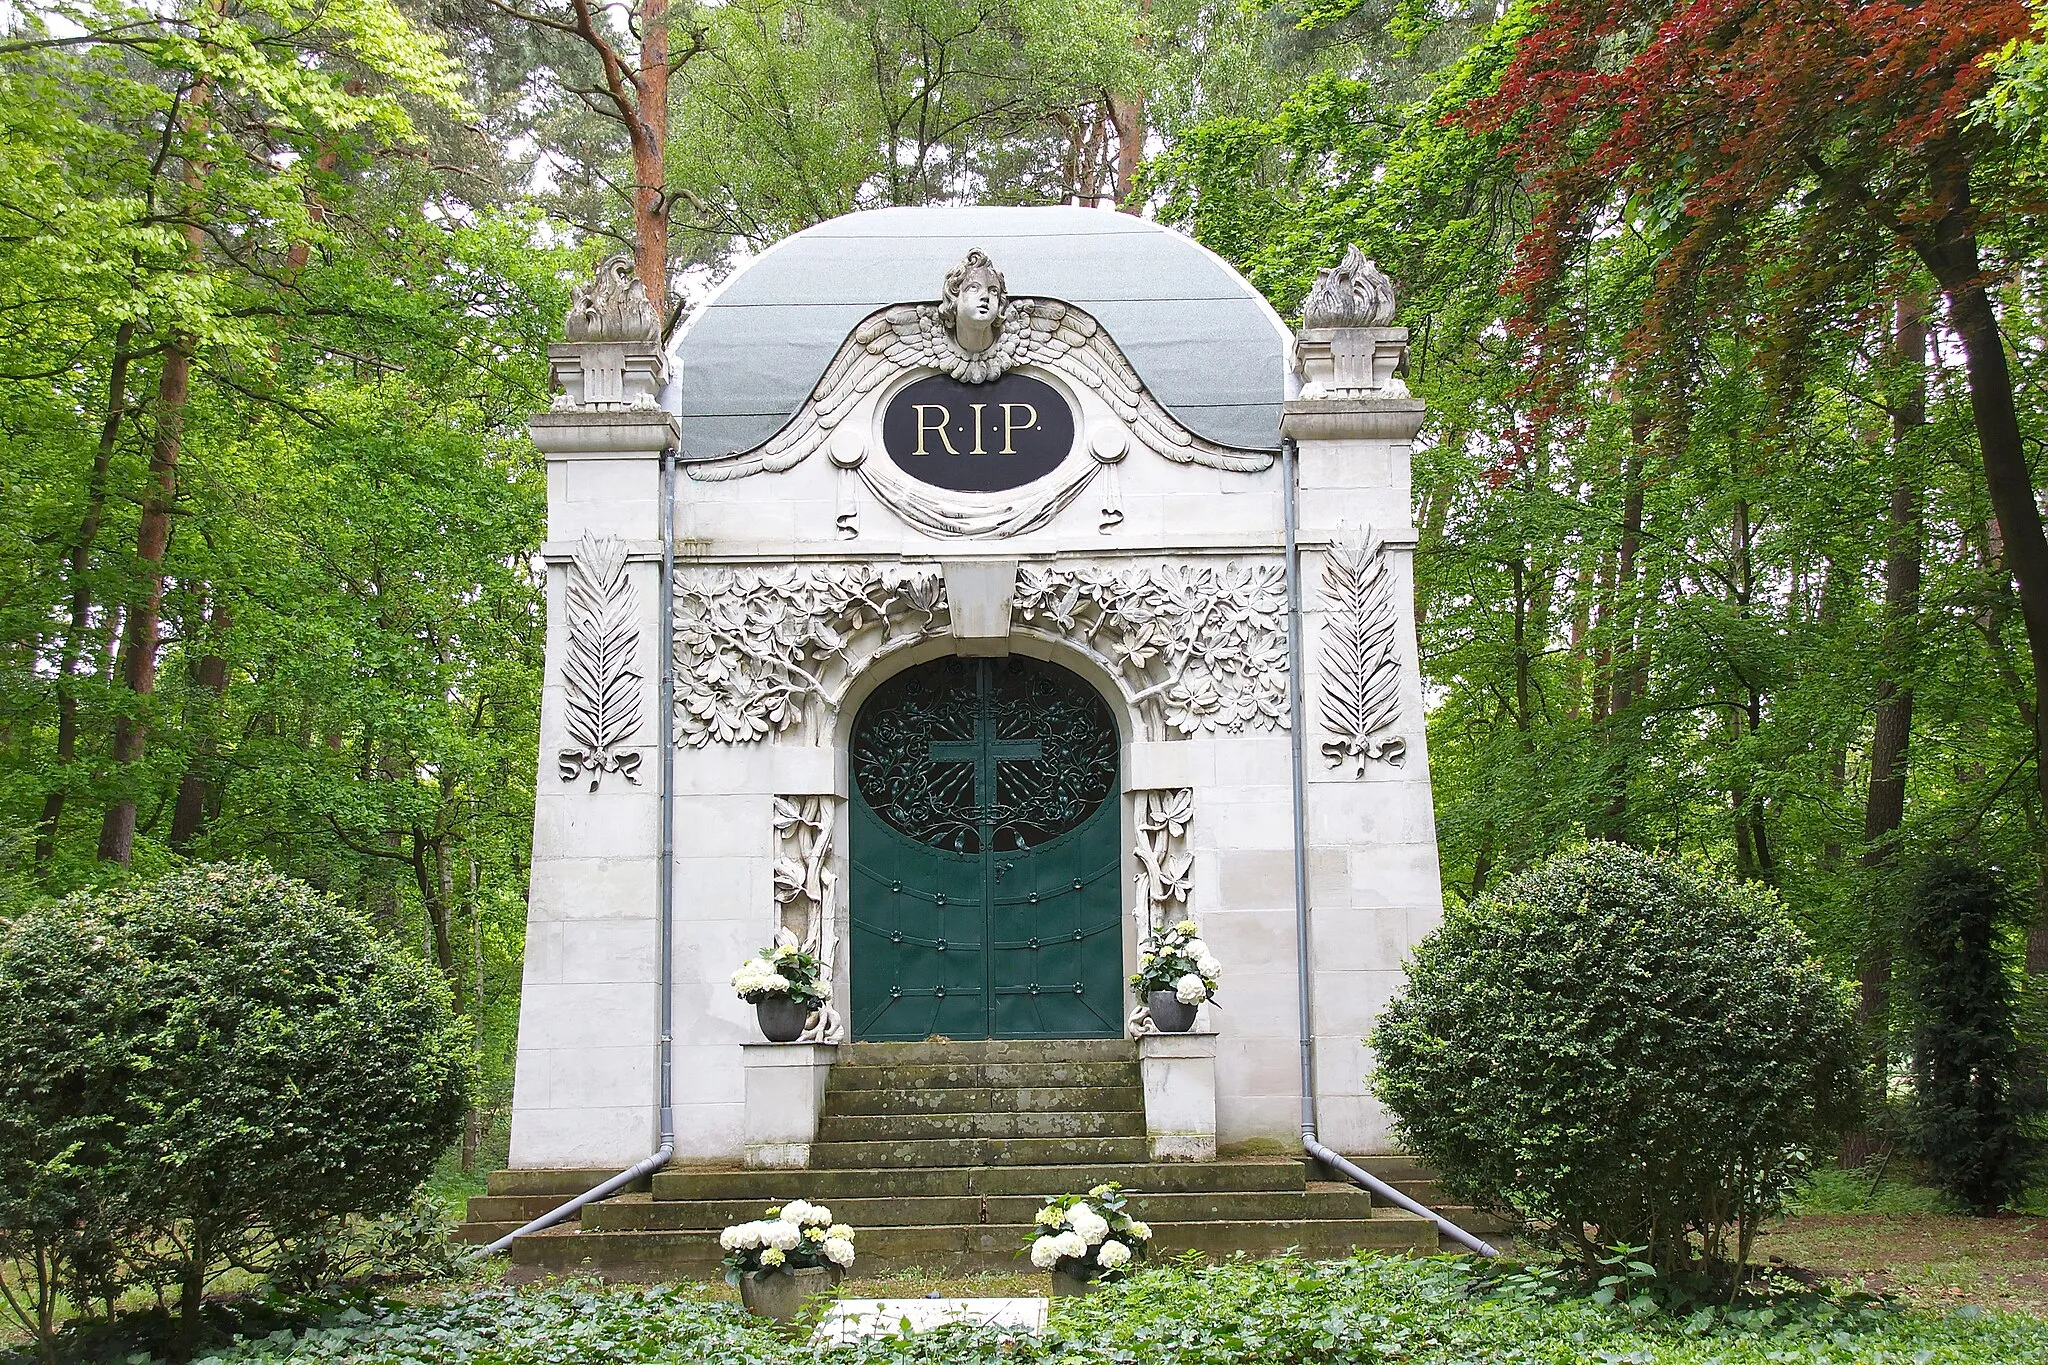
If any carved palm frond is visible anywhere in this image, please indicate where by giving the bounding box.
[559,533,643,789]
[1318,532,1407,775]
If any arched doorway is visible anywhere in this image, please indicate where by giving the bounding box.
[848,655,1123,1040]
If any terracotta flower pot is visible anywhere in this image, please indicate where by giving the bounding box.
[755,996,809,1043]
[1050,1266,1094,1297]
[740,1265,833,1321]
[1147,989,1197,1033]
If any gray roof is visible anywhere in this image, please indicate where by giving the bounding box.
[667,207,1290,458]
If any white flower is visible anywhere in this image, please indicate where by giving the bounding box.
[763,1221,801,1251]
[1184,938,1210,960]
[780,1199,815,1225]
[719,1225,744,1252]
[1196,954,1222,979]
[1054,1231,1089,1260]
[1034,1206,1062,1227]
[1175,973,1208,1005]
[1068,1205,1110,1245]
[727,1221,765,1250]
[826,1223,854,1241]
[1173,919,1198,935]
[760,1247,785,1267]
[803,1204,832,1226]
[1126,1220,1151,1241]
[1030,1236,1062,1269]
[823,1237,856,1268]
[1098,1240,1132,1269]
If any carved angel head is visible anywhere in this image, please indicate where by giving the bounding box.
[939,249,1007,354]
[1302,245,1397,329]
[565,253,661,344]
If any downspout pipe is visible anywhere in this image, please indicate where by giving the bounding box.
[484,444,680,1256]
[1279,435,1498,1260]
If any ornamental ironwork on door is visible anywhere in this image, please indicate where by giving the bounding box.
[849,656,1123,1040]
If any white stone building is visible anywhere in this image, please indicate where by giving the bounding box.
[495,209,1447,1267]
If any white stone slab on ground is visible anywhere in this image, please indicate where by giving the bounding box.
[812,1297,1049,1345]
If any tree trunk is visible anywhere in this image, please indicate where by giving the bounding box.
[1844,295,1928,1165]
[1596,434,1646,840]
[97,337,188,865]
[631,0,671,319]
[36,320,134,866]
[169,601,231,849]
[1913,169,2048,974]
[1109,93,1145,212]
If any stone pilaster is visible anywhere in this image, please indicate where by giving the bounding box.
[1281,323,1444,1157]
[508,387,678,1169]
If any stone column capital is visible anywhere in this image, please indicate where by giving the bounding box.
[1280,398,1427,443]
[528,408,678,461]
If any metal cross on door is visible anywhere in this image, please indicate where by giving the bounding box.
[849,656,1123,1040]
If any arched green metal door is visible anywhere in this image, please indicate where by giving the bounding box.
[849,656,1123,1040]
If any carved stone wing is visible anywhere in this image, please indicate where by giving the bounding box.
[1318,532,1406,774]
[1006,300,1275,473]
[688,303,940,481]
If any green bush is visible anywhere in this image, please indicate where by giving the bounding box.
[1900,858,2043,1214]
[0,863,471,1349]
[1369,844,1857,1277]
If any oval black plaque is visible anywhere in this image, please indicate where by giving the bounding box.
[881,372,1075,492]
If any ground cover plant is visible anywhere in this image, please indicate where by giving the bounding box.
[28,1253,2034,1365]
[1371,844,1859,1278]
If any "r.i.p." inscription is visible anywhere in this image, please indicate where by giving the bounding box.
[881,372,1075,492]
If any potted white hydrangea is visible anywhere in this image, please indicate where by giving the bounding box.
[720,1198,856,1321]
[731,941,827,1041]
[1130,919,1220,1032]
[1024,1182,1151,1295]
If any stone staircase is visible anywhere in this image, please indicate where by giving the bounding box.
[463,1039,1466,1279]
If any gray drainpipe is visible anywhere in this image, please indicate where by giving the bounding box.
[484,445,680,1256]
[1280,434,1498,1259]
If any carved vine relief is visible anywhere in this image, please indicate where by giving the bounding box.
[1318,532,1407,773]
[1128,787,1194,1036]
[671,561,1289,747]
[557,533,644,789]
[773,795,845,1044]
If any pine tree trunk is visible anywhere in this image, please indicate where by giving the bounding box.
[632,0,671,319]
[97,337,188,865]
[169,601,231,849]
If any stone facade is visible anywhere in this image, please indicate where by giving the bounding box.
[509,212,1442,1171]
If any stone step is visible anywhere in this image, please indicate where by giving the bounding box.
[809,1135,1152,1169]
[509,1211,1437,1280]
[650,1159,1308,1202]
[484,1167,651,1197]
[588,1185,1372,1232]
[840,1039,1136,1066]
[465,1193,594,1225]
[825,1060,1138,1091]
[454,1220,521,1245]
[823,1084,1144,1117]
[815,1108,1144,1143]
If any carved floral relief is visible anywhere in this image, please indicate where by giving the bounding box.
[557,533,644,789]
[1317,531,1407,773]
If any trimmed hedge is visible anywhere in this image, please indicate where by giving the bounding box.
[1369,844,1857,1275]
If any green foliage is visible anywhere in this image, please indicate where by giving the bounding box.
[58,1255,2044,1364]
[1899,859,2044,1214]
[1370,844,1859,1277]
[0,863,471,1344]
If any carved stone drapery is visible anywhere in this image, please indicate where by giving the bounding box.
[1128,788,1194,1036]
[773,796,844,1044]
[557,533,644,789]
[672,565,946,746]
[1318,531,1407,773]
[1014,563,1290,736]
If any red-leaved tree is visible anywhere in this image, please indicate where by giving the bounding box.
[1464,0,2048,946]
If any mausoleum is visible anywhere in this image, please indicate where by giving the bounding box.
[467,206,1474,1274]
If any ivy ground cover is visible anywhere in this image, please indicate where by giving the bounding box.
[171,1254,2048,1365]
